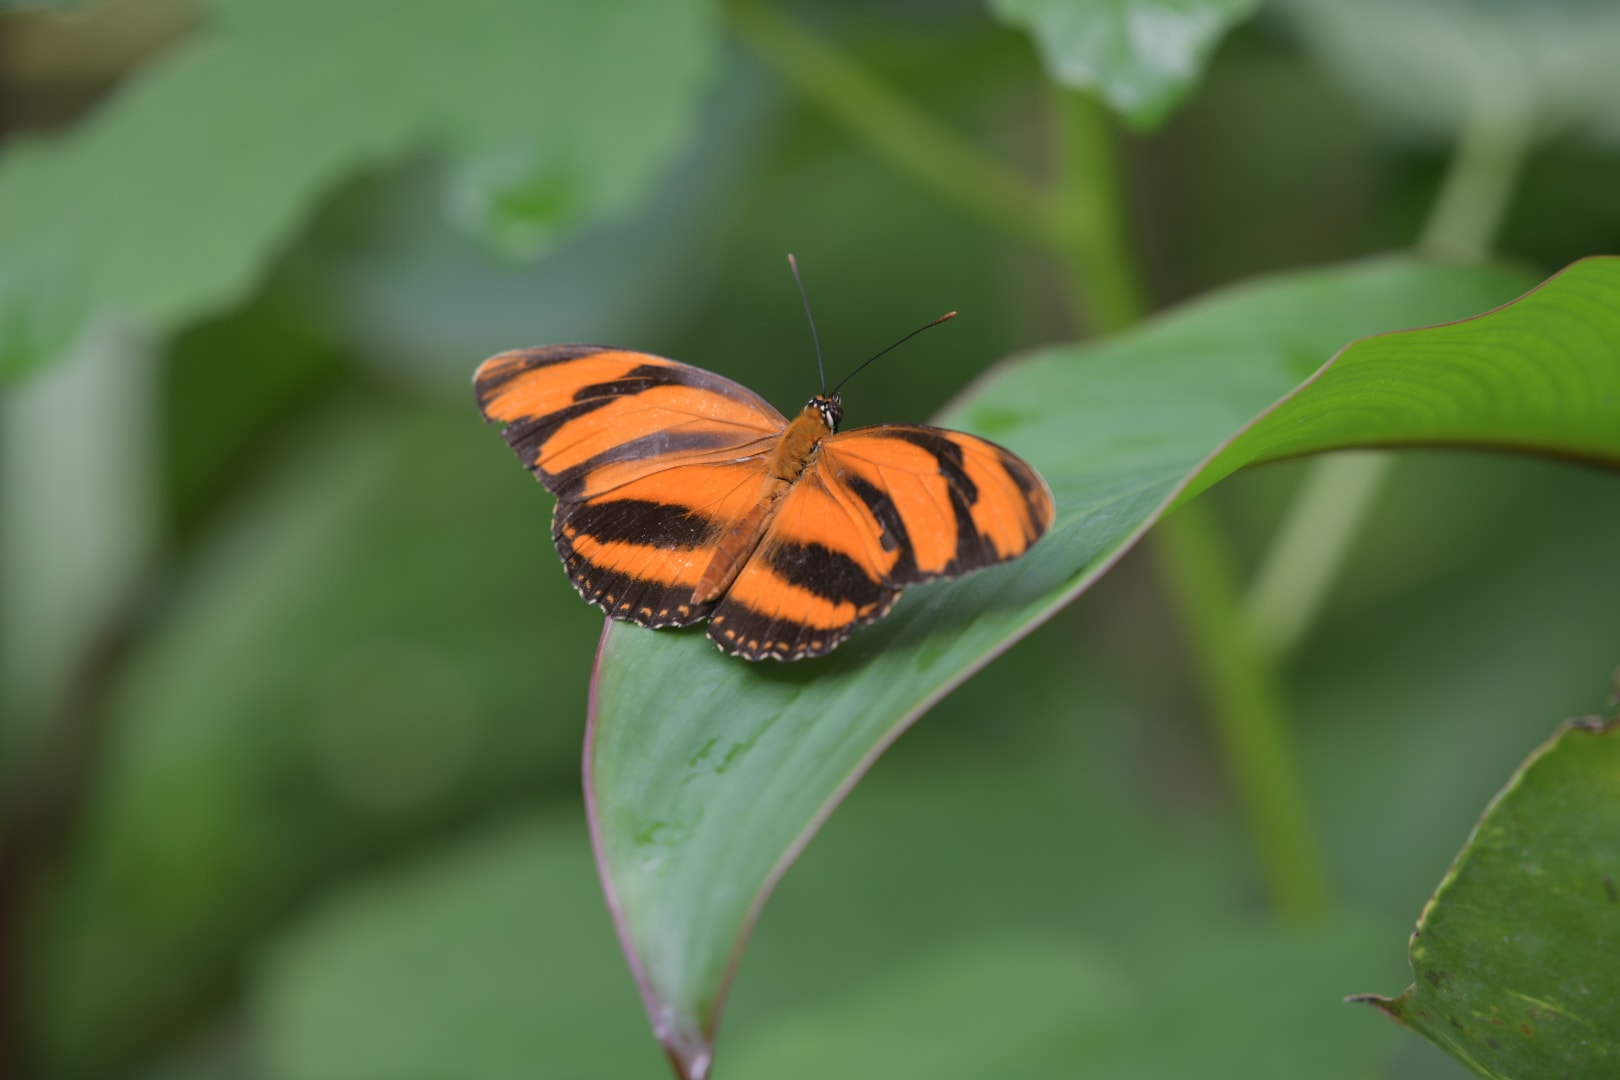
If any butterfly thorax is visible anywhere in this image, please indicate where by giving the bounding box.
[769,397,839,482]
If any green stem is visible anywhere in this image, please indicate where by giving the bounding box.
[1243,451,1394,658]
[1241,82,1533,659]
[1420,76,1534,262]
[1153,504,1330,921]
[1049,87,1148,333]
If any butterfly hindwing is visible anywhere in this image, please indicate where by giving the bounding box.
[708,468,901,660]
[555,458,776,628]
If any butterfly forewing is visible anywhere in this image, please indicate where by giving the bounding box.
[817,425,1054,582]
[475,346,786,500]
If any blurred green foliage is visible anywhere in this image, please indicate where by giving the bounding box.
[1,2,1617,1080]
[991,0,1261,128]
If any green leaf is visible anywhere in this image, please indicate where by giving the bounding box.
[730,937,1123,1078]
[0,0,718,381]
[255,814,667,1080]
[988,0,1259,129]
[586,256,1620,1075]
[1355,716,1620,1079]
[729,924,1396,1079]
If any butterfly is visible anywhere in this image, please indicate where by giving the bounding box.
[473,267,1054,661]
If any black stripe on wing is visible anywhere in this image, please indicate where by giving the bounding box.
[499,363,759,481]
[472,344,600,403]
[705,589,898,662]
[553,505,716,630]
[764,540,891,610]
[475,346,785,497]
[540,427,770,501]
[829,425,1052,585]
[561,498,718,551]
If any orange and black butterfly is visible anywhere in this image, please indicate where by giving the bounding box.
[474,261,1054,661]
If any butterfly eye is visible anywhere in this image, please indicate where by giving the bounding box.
[818,397,843,432]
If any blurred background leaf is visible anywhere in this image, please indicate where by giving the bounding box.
[990,0,1260,129]
[20,395,604,1074]
[255,814,666,1080]
[0,0,718,380]
[728,923,1395,1079]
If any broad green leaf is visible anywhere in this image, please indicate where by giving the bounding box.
[729,924,1395,1079]
[988,0,1259,129]
[1355,716,1620,1079]
[23,403,601,1076]
[1191,259,1620,494]
[587,256,1620,1075]
[0,0,717,381]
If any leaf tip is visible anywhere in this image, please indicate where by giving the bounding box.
[1348,990,1412,1026]
[659,1023,714,1080]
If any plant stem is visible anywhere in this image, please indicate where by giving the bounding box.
[1420,76,1533,262]
[1242,451,1393,658]
[1240,81,1533,659]
[1153,504,1330,921]
[1049,87,1148,333]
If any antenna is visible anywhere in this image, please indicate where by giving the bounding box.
[787,254,826,395]
[831,310,957,396]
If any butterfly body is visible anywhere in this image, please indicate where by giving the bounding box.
[475,345,1053,661]
[690,398,833,606]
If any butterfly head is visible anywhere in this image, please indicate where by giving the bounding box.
[807,394,843,433]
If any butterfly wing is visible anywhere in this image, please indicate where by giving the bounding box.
[707,424,1054,660]
[475,346,788,627]
[705,465,903,660]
